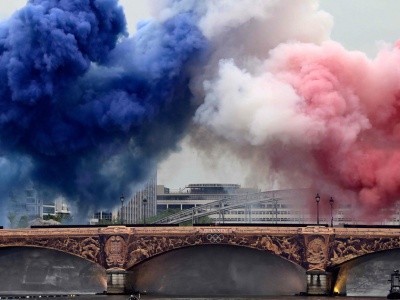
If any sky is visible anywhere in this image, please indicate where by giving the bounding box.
[1,0,400,196]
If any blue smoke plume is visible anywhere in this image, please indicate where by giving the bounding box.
[0,0,208,223]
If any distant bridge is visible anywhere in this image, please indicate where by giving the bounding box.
[1,225,400,295]
[153,188,312,224]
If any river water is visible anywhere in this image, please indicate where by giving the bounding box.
[87,297,385,300]
[0,296,389,300]
[0,296,386,300]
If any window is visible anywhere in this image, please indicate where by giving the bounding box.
[157,205,167,212]
[182,205,195,209]
[43,206,55,214]
[168,205,181,210]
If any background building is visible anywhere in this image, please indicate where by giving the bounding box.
[119,174,157,224]
[89,211,113,225]
[8,184,71,228]
[155,183,400,226]
[157,183,258,211]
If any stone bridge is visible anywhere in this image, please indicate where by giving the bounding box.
[0,225,399,295]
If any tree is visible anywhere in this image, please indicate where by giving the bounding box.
[98,218,115,225]
[143,208,181,224]
[43,213,73,224]
[18,215,29,228]
[7,212,17,228]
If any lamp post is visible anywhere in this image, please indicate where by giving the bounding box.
[143,198,147,225]
[221,197,226,224]
[120,193,125,225]
[315,193,320,225]
[330,196,334,227]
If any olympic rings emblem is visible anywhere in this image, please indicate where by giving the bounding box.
[206,233,224,243]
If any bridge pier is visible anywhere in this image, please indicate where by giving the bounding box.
[306,270,334,296]
[106,269,135,294]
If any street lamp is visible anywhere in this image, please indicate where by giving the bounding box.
[143,198,148,225]
[221,197,226,224]
[315,193,320,225]
[329,197,334,227]
[120,193,125,225]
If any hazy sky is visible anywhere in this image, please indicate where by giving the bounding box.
[1,0,400,190]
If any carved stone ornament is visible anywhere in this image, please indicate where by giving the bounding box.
[105,235,127,269]
[329,236,400,267]
[0,234,101,263]
[306,236,327,270]
[126,234,204,268]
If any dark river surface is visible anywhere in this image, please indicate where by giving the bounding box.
[0,296,389,300]
[54,297,388,300]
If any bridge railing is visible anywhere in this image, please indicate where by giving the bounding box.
[152,188,311,225]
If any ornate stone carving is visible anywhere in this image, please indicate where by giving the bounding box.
[0,234,101,263]
[81,237,101,262]
[329,236,400,266]
[306,235,327,270]
[126,234,204,268]
[105,235,127,269]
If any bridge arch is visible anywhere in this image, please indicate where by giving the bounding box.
[126,243,306,296]
[0,246,106,294]
[0,243,100,266]
[125,232,305,270]
[331,248,400,297]
[127,241,304,270]
[0,232,102,266]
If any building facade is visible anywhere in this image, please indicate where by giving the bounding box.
[89,211,113,225]
[157,183,257,211]
[120,174,157,224]
[8,185,71,227]
[9,186,55,219]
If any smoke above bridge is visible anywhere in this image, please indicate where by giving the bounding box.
[0,0,207,218]
[0,0,399,220]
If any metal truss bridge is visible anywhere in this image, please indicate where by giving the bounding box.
[152,188,312,225]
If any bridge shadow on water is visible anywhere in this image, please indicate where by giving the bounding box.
[127,244,306,296]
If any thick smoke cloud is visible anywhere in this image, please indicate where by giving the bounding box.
[1,0,399,223]
[183,0,400,218]
[0,0,207,221]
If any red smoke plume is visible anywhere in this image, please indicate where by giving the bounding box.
[268,41,400,214]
